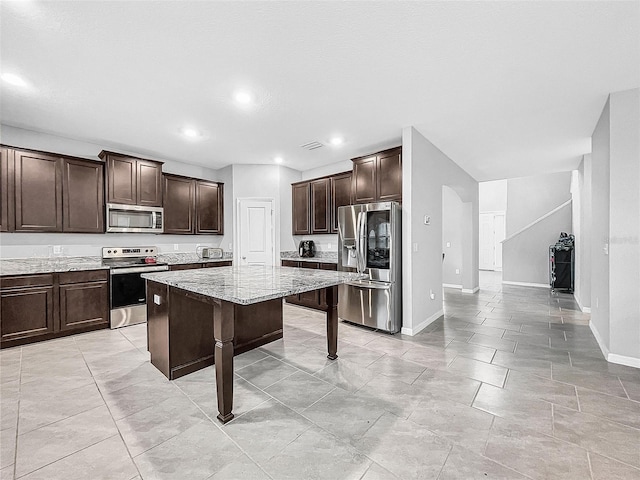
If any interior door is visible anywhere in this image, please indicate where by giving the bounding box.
[479,213,495,270]
[238,199,274,266]
[494,213,506,271]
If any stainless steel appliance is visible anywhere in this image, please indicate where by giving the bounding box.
[337,201,402,333]
[106,203,164,233]
[102,246,169,328]
[298,240,316,258]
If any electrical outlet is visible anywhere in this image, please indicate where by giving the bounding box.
[446,242,451,248]
[53,245,62,255]
[228,243,232,251]
[174,244,179,251]
[455,269,460,275]
[327,243,332,249]
[424,215,431,225]
[429,289,436,300]
[413,243,418,252]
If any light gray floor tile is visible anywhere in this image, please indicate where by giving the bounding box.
[551,363,629,398]
[275,343,334,374]
[619,376,640,402]
[353,413,452,480]
[438,445,529,479]
[233,349,269,370]
[116,395,207,457]
[456,324,506,338]
[588,452,640,480]
[358,375,427,419]
[0,428,15,470]
[14,405,118,478]
[491,350,552,379]
[177,375,270,419]
[362,337,414,357]
[206,454,271,480]
[473,383,553,434]
[447,356,507,387]
[468,333,516,353]
[222,399,312,463]
[480,318,521,332]
[236,356,298,389]
[576,387,640,429]
[400,345,452,370]
[313,358,376,393]
[331,343,385,367]
[265,370,335,411]
[552,405,640,468]
[19,434,138,480]
[0,465,13,480]
[412,368,481,406]
[134,421,242,480]
[366,355,426,384]
[263,427,371,480]
[505,369,579,410]
[360,463,399,480]
[0,396,18,432]
[18,383,105,435]
[302,388,386,443]
[93,361,169,394]
[409,396,494,453]
[102,380,183,420]
[444,340,497,363]
[485,418,591,479]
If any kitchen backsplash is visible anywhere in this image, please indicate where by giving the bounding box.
[0,232,224,259]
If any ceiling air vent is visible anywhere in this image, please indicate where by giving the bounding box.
[300,141,324,151]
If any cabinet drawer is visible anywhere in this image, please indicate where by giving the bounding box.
[281,260,299,268]
[202,261,232,268]
[58,269,108,285]
[319,263,338,271]
[1,274,54,289]
[169,263,202,271]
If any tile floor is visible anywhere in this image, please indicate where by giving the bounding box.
[1,272,640,479]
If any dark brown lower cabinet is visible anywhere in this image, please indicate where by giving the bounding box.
[0,270,109,348]
[0,275,56,343]
[169,261,232,271]
[147,282,283,380]
[281,260,338,311]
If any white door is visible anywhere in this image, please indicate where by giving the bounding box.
[494,214,506,271]
[479,213,495,270]
[237,199,274,266]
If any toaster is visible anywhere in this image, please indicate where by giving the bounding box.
[199,247,223,259]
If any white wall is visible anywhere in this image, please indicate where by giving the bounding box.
[442,186,464,287]
[502,172,573,286]
[590,98,612,349]
[402,126,478,335]
[0,126,222,258]
[301,159,352,181]
[479,180,507,213]
[573,155,592,312]
[589,88,640,367]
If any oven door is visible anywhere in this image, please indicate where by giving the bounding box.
[109,265,168,328]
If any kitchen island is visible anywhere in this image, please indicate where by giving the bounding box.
[142,265,365,423]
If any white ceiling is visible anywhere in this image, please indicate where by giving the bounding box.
[1,1,638,181]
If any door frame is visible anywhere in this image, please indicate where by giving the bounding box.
[234,197,276,266]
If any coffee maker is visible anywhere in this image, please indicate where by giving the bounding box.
[298,240,316,258]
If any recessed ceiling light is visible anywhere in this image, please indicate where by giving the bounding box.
[329,136,344,146]
[181,127,201,138]
[274,156,284,164]
[234,90,253,105]
[1,73,28,88]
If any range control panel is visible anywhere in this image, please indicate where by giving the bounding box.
[102,246,158,259]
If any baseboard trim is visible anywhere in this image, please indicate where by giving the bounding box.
[462,287,480,294]
[502,280,550,289]
[607,353,640,369]
[442,283,462,289]
[401,309,444,336]
[589,321,610,358]
[574,295,591,314]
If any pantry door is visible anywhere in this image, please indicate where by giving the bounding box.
[236,198,275,266]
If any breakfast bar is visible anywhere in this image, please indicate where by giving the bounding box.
[142,265,365,423]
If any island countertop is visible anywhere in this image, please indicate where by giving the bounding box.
[142,265,365,305]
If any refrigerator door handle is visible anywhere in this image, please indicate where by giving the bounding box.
[346,280,392,290]
[356,211,366,273]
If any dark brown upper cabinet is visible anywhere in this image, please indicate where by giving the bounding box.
[100,151,163,207]
[292,181,310,235]
[292,171,353,235]
[14,149,63,232]
[310,178,330,234]
[352,146,402,203]
[0,147,12,232]
[163,174,196,234]
[62,158,104,233]
[330,171,352,233]
[195,180,223,234]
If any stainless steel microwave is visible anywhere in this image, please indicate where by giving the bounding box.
[106,203,164,233]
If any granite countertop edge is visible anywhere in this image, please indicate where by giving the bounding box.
[0,252,233,277]
[280,251,338,264]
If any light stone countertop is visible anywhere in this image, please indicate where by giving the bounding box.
[0,257,108,276]
[142,265,365,305]
[0,252,233,277]
[280,251,338,264]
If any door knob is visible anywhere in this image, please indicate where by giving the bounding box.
[242,256,246,260]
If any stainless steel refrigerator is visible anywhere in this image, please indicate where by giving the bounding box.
[337,201,402,333]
